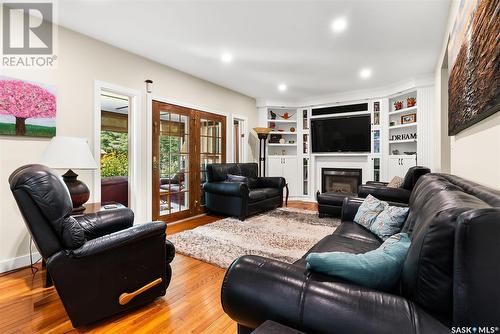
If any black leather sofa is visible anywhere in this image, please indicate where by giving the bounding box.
[203,163,285,220]
[221,173,500,333]
[9,164,175,327]
[357,166,430,203]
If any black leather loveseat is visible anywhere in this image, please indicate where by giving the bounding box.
[357,166,430,204]
[221,173,500,333]
[203,163,285,220]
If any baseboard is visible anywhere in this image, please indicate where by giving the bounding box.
[0,252,41,274]
[288,196,316,202]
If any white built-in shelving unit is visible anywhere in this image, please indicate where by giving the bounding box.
[386,90,419,178]
[258,84,434,200]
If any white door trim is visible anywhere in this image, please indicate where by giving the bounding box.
[93,80,142,222]
[231,113,249,163]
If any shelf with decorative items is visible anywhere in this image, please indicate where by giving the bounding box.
[388,105,417,116]
[267,119,297,123]
[389,122,418,130]
[267,107,298,156]
[388,91,417,157]
[371,99,384,182]
[299,107,310,196]
[270,131,296,135]
[268,143,296,147]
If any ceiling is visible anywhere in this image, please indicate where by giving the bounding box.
[101,92,129,114]
[58,0,451,103]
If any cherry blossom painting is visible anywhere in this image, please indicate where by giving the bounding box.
[0,76,56,137]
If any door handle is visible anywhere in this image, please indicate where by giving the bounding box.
[153,156,159,170]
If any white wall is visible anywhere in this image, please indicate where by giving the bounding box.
[450,114,500,186]
[0,26,257,272]
[433,0,500,189]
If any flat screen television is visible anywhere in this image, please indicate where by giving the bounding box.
[311,115,371,153]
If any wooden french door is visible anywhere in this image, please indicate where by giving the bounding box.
[152,101,226,222]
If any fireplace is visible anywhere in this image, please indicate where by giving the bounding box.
[321,168,362,194]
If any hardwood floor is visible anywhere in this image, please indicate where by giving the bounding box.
[0,202,317,334]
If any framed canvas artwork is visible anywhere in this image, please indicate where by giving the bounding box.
[0,76,56,137]
[447,0,499,135]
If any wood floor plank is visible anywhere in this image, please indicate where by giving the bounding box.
[0,202,316,333]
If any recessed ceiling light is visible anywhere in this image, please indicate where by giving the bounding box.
[221,52,233,63]
[331,17,348,33]
[278,83,287,92]
[360,68,372,79]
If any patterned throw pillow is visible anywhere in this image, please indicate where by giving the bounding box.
[370,205,409,240]
[387,176,404,188]
[353,195,388,229]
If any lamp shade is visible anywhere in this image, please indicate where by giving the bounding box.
[40,136,97,170]
[253,127,272,135]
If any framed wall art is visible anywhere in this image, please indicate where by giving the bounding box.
[0,76,56,137]
[448,0,499,135]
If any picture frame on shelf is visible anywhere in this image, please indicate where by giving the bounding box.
[401,113,416,124]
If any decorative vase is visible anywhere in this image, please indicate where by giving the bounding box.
[62,169,90,213]
[394,101,403,110]
[407,97,416,107]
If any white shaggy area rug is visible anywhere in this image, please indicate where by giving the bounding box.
[169,208,340,268]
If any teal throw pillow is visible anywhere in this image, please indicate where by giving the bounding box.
[353,194,387,229]
[306,233,411,291]
[370,205,409,240]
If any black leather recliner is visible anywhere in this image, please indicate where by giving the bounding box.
[357,165,430,203]
[203,163,285,220]
[221,173,500,333]
[9,164,175,327]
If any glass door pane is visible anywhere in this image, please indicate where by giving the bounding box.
[199,118,223,209]
[153,102,192,222]
[159,112,190,216]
